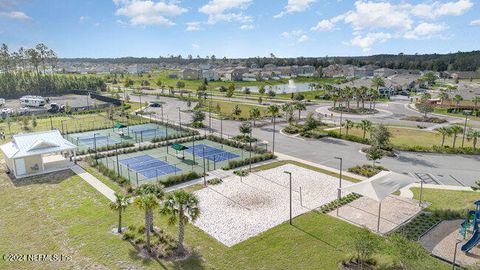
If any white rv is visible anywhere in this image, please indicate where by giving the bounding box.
[0,98,5,107]
[20,96,46,107]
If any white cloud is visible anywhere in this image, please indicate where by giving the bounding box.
[113,0,187,26]
[0,11,31,21]
[79,16,88,23]
[471,19,480,26]
[404,22,448,39]
[311,0,474,51]
[186,21,201,31]
[411,0,473,19]
[297,34,310,43]
[311,19,335,31]
[343,1,413,31]
[351,32,392,52]
[281,30,309,44]
[240,24,254,30]
[199,0,252,24]
[274,0,315,18]
[192,43,200,49]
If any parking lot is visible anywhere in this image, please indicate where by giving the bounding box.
[1,94,109,114]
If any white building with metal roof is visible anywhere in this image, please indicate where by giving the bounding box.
[0,130,77,178]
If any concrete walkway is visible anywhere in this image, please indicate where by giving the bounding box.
[71,165,116,202]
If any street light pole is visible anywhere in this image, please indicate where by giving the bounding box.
[161,105,164,123]
[203,147,206,186]
[335,157,343,216]
[452,240,461,270]
[339,109,343,136]
[284,171,292,225]
[419,178,424,207]
[249,121,253,172]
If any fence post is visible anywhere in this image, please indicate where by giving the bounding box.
[156,168,159,182]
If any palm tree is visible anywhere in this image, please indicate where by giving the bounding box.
[436,126,452,147]
[109,193,131,234]
[359,86,368,109]
[453,94,463,109]
[281,103,292,121]
[160,190,200,256]
[438,91,449,106]
[249,107,261,126]
[342,120,354,136]
[267,105,280,153]
[294,102,306,121]
[449,125,464,148]
[473,96,480,115]
[356,120,373,139]
[467,128,480,150]
[371,76,385,93]
[134,194,160,253]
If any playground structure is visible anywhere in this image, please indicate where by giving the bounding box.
[459,200,480,253]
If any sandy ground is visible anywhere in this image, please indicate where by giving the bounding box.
[193,164,353,246]
[329,195,423,234]
[420,220,480,268]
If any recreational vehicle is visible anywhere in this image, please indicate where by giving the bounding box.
[20,96,46,107]
[0,98,5,106]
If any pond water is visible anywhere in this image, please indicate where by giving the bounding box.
[240,80,314,94]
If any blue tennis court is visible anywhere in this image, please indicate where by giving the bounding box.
[119,154,181,179]
[185,144,240,162]
[74,134,120,147]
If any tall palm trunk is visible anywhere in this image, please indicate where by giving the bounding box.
[272,116,276,154]
[474,137,477,150]
[298,110,301,121]
[118,208,122,233]
[453,134,458,148]
[363,129,366,139]
[145,208,151,252]
[178,211,185,255]
[441,135,446,147]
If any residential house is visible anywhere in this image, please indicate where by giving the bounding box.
[201,69,219,81]
[374,68,396,78]
[181,68,201,80]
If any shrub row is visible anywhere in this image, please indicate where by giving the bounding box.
[207,134,268,154]
[77,141,134,155]
[91,136,204,159]
[161,171,201,187]
[400,116,447,123]
[223,152,275,170]
[396,144,480,155]
[151,132,196,143]
[318,193,362,214]
[326,131,370,144]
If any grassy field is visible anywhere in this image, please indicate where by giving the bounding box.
[0,164,450,269]
[411,188,479,212]
[93,70,344,93]
[333,126,474,148]
[200,99,270,119]
[434,108,480,122]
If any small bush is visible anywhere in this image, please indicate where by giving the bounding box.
[348,164,388,177]
[223,152,275,170]
[207,178,223,185]
[122,230,135,240]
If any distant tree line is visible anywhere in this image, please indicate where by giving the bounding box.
[0,43,106,98]
[60,51,480,72]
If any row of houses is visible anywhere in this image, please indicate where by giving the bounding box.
[323,64,425,79]
[173,65,316,82]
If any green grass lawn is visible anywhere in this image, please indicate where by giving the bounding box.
[0,165,450,270]
[333,126,474,148]
[411,188,480,212]
[200,99,270,119]
[434,108,480,122]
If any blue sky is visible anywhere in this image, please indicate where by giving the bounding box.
[1,0,480,58]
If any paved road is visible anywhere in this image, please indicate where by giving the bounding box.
[133,94,480,187]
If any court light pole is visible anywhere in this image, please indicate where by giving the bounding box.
[284,171,292,225]
[220,117,223,139]
[203,147,206,186]
[177,107,182,128]
[115,144,120,177]
[334,157,343,216]
[160,105,164,123]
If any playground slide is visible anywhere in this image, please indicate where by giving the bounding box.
[461,229,480,252]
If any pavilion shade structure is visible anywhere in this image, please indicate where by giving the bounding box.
[341,171,418,232]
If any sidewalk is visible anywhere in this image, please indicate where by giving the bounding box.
[71,165,116,202]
